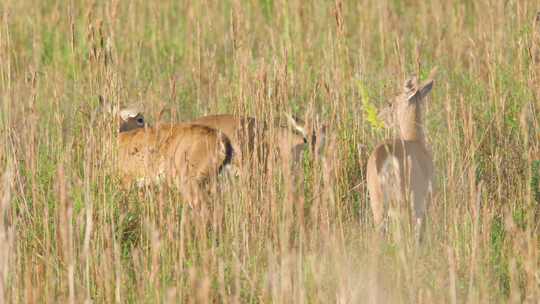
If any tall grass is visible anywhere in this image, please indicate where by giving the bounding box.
[0,0,539,302]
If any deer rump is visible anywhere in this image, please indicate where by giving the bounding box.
[374,139,433,203]
[118,123,233,190]
[367,139,434,227]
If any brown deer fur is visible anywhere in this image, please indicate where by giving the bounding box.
[117,108,232,205]
[190,114,326,172]
[366,69,436,242]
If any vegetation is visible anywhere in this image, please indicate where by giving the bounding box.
[0,0,539,302]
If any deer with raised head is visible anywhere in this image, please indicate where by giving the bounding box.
[188,114,259,169]
[189,113,327,173]
[366,69,436,242]
[117,107,233,205]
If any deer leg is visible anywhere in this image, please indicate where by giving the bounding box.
[368,182,387,235]
[412,186,428,245]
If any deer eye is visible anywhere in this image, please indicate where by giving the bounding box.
[136,117,144,125]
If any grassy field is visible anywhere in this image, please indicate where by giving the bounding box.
[1,0,539,302]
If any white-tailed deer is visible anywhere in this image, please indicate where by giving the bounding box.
[366,69,436,242]
[117,108,233,205]
[189,114,327,172]
[188,114,260,168]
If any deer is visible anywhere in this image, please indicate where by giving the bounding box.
[189,113,327,174]
[366,68,436,243]
[187,114,259,169]
[117,107,233,206]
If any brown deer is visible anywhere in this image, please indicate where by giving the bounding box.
[117,107,233,205]
[366,69,436,242]
[189,113,327,173]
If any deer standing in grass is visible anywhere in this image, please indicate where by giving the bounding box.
[189,113,326,172]
[117,108,233,206]
[366,69,436,242]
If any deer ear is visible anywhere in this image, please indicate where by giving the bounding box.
[418,79,434,99]
[406,81,433,102]
[284,113,308,138]
[418,66,437,98]
[406,67,437,101]
[119,107,143,121]
[403,76,418,92]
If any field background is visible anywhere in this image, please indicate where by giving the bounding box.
[1,0,539,303]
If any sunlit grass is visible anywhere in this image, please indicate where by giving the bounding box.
[0,0,539,302]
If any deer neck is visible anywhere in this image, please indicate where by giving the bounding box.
[398,106,426,144]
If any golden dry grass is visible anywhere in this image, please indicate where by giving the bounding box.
[0,0,539,303]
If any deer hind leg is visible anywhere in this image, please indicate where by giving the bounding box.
[369,184,387,234]
[367,165,386,235]
[413,200,426,245]
[411,181,429,244]
[378,157,403,236]
[401,155,428,244]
